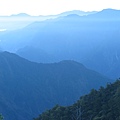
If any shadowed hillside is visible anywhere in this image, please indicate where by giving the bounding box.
[0,52,112,120]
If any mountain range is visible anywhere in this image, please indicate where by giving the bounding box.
[0,51,111,120]
[0,10,96,31]
[0,8,120,120]
[0,9,120,78]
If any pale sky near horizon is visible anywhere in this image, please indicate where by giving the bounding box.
[0,0,120,16]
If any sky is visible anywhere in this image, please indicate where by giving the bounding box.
[0,0,120,16]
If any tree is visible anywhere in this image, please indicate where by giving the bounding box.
[0,114,4,120]
[71,103,84,120]
[34,80,120,120]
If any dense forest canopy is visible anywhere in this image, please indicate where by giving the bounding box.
[0,114,3,120]
[34,79,120,120]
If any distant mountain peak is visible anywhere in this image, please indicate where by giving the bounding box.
[11,13,31,17]
[101,8,119,12]
[96,8,120,17]
[65,14,80,18]
[59,10,97,16]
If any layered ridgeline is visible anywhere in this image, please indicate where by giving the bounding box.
[34,79,120,120]
[0,9,120,78]
[0,52,111,120]
[0,10,96,31]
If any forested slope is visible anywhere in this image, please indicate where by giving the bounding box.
[35,79,120,120]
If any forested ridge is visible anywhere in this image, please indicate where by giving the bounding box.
[34,79,120,120]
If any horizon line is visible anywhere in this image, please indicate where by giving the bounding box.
[0,8,119,17]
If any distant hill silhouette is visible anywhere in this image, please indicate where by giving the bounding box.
[11,13,31,17]
[58,10,97,16]
[0,52,111,120]
[16,46,55,63]
[0,10,96,31]
[0,9,120,78]
[94,9,120,19]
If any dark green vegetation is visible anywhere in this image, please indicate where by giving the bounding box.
[0,114,3,120]
[0,52,111,120]
[35,79,120,120]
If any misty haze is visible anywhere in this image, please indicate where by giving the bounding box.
[0,2,120,120]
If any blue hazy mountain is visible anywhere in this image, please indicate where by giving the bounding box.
[11,13,31,17]
[0,10,96,31]
[90,9,120,19]
[57,10,97,16]
[0,14,53,31]
[0,9,120,78]
[0,51,111,120]
[16,46,55,63]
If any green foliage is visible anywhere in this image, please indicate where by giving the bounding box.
[0,114,4,120]
[34,105,72,120]
[34,79,120,120]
